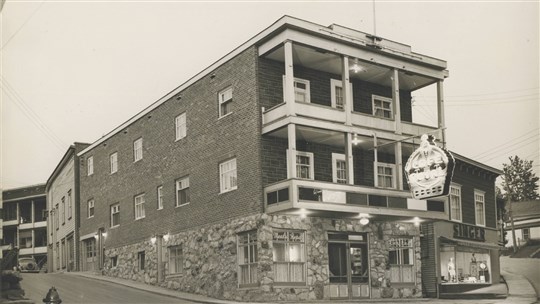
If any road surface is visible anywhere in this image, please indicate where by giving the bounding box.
[500,256,540,299]
[20,273,196,304]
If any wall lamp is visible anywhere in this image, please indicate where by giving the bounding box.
[358,213,370,225]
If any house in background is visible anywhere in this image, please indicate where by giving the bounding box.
[1,184,47,271]
[505,200,540,248]
[75,15,502,301]
[46,142,89,273]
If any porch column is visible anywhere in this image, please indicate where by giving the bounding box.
[395,142,403,190]
[437,80,446,147]
[342,56,353,126]
[288,123,297,179]
[284,41,296,116]
[345,133,354,185]
[373,134,378,187]
[31,200,35,223]
[392,69,402,134]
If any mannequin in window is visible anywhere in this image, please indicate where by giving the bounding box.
[448,257,456,282]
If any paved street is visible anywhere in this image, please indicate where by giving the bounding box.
[500,256,540,298]
[20,273,196,304]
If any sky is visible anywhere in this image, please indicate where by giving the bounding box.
[1,0,539,190]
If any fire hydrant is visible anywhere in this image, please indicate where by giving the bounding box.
[43,286,62,304]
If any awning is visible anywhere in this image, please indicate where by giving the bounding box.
[439,236,501,250]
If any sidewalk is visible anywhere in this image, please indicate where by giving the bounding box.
[65,270,538,304]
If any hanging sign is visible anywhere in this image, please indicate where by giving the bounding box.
[404,134,455,199]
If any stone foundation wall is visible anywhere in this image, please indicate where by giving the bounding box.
[103,214,422,302]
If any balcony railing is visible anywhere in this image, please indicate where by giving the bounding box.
[265,179,448,220]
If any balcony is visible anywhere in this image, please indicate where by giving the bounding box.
[265,179,447,221]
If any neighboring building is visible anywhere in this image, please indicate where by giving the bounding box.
[505,200,540,247]
[46,143,89,273]
[1,184,47,270]
[76,16,501,301]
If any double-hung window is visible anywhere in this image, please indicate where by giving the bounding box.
[218,87,233,117]
[87,156,94,176]
[67,190,72,219]
[61,197,65,224]
[110,203,120,228]
[475,190,486,226]
[289,151,314,180]
[219,158,237,193]
[332,153,347,184]
[133,138,143,162]
[157,186,164,210]
[330,79,353,109]
[168,245,183,274]
[55,204,59,229]
[138,251,145,271]
[272,230,306,285]
[283,76,310,103]
[88,199,94,218]
[523,228,530,241]
[175,113,186,140]
[238,230,258,287]
[372,95,393,119]
[134,194,146,220]
[388,237,415,284]
[110,152,118,174]
[450,185,462,222]
[377,163,395,189]
[175,177,190,206]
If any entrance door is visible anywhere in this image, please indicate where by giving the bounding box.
[83,238,96,272]
[328,233,369,299]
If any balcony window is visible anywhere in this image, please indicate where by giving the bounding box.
[283,76,310,103]
[376,163,395,189]
[332,153,347,184]
[372,95,393,119]
[330,79,353,109]
[289,151,314,180]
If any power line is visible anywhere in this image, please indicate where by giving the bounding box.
[1,0,46,50]
[481,139,539,163]
[472,129,539,159]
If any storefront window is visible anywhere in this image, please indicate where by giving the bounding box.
[388,237,415,284]
[238,230,258,287]
[272,230,305,285]
[440,245,491,284]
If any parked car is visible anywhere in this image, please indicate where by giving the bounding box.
[18,257,39,273]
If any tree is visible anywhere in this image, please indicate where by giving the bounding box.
[501,155,539,202]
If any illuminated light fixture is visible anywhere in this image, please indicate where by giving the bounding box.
[358,213,370,225]
[163,233,170,242]
[413,216,421,227]
[299,208,307,219]
[352,133,361,145]
[102,231,108,238]
[94,234,99,240]
[349,59,367,74]
[150,236,157,245]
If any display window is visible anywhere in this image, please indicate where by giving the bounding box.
[440,245,491,284]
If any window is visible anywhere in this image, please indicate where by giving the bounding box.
[67,190,72,219]
[111,256,118,268]
[272,230,305,284]
[175,113,187,140]
[168,245,183,274]
[440,244,491,283]
[138,251,145,271]
[61,197,66,224]
[175,177,190,206]
[218,87,233,117]
[388,237,415,284]
[110,203,120,228]
[134,194,146,220]
[55,204,59,229]
[330,79,353,109]
[523,228,530,241]
[133,138,143,162]
[283,76,310,103]
[238,230,258,287]
[450,185,462,222]
[372,95,393,119]
[332,153,347,184]
[87,156,94,176]
[377,163,395,189]
[87,199,95,218]
[219,158,237,193]
[110,152,118,174]
[288,151,314,180]
[475,190,486,226]
[157,186,164,210]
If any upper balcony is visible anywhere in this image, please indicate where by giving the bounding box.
[258,34,448,142]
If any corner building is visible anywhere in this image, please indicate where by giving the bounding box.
[77,16,501,301]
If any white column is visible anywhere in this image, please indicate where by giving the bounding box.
[392,69,402,134]
[395,142,403,190]
[288,124,297,179]
[345,133,354,185]
[437,80,446,147]
[342,56,353,126]
[373,134,378,187]
[284,41,296,116]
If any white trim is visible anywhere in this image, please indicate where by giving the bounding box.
[175,177,190,207]
[87,156,94,176]
[283,76,310,103]
[219,158,238,193]
[110,203,120,228]
[109,152,118,174]
[331,153,347,184]
[376,162,396,189]
[449,184,462,222]
[175,113,187,141]
[474,189,486,227]
[157,186,164,210]
[287,150,314,180]
[372,95,393,119]
[218,87,233,118]
[87,199,95,218]
[134,193,146,220]
[133,138,143,162]
[330,79,353,109]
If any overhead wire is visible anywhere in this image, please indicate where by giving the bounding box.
[472,128,539,159]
